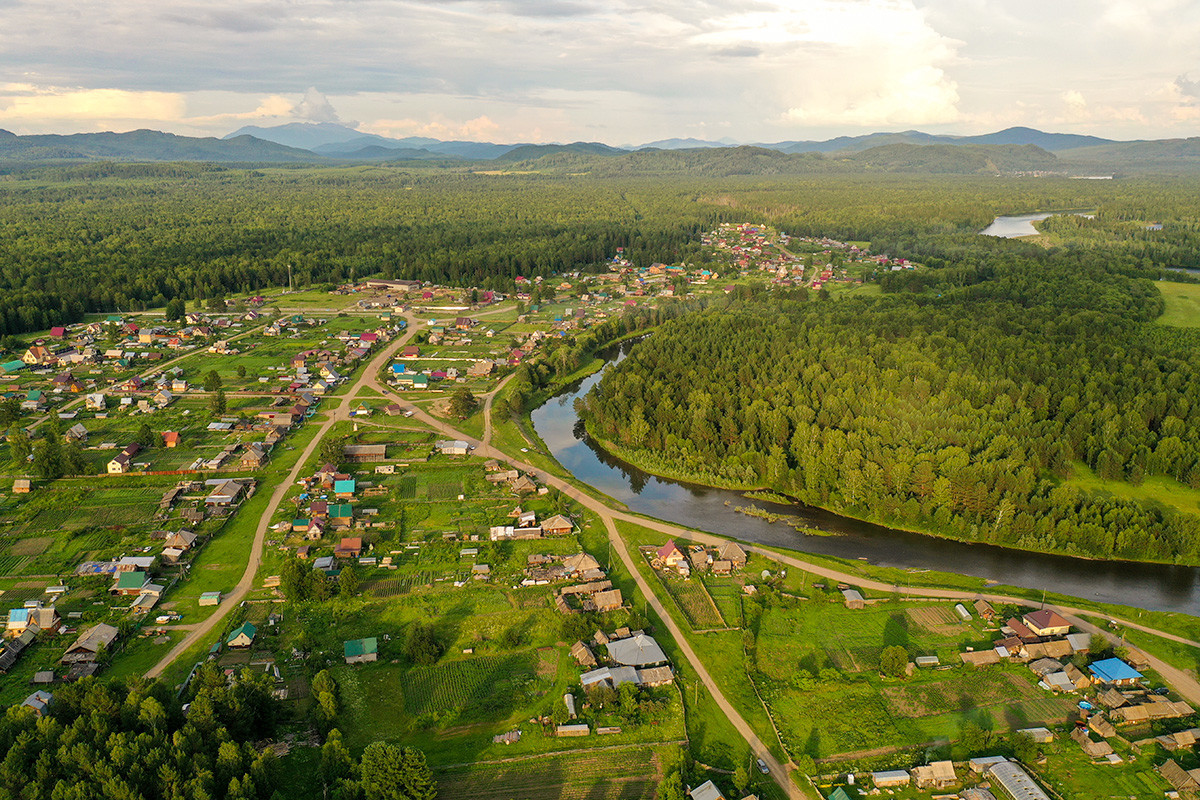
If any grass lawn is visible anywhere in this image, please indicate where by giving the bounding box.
[105,631,188,680]
[1156,280,1200,328]
[1064,461,1200,515]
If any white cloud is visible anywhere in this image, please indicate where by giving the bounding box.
[4,0,1200,141]
[292,87,342,123]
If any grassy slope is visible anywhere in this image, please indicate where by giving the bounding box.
[1157,280,1200,328]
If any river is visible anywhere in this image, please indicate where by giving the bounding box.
[981,212,1094,238]
[531,340,1200,616]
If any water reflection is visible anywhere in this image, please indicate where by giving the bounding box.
[531,340,1200,616]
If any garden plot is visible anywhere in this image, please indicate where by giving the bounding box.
[435,747,662,800]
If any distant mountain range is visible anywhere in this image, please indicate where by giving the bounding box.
[3,122,1200,175]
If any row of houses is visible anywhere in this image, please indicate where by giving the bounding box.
[653,539,747,578]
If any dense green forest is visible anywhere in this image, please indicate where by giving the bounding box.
[1,165,1198,337]
[581,212,1200,563]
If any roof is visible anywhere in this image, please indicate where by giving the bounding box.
[328,503,353,517]
[115,571,147,590]
[71,623,118,653]
[687,780,725,800]
[987,762,1050,800]
[1024,609,1070,631]
[606,633,667,666]
[344,637,378,658]
[1089,657,1142,683]
[227,622,257,644]
[656,540,684,560]
[333,479,356,493]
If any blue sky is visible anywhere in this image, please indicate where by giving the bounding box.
[2,0,1199,142]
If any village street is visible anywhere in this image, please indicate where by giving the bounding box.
[141,310,1200,800]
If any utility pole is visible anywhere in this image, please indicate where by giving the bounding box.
[287,264,294,293]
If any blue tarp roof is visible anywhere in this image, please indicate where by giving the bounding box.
[1089,657,1142,683]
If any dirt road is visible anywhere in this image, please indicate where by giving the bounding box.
[144,324,419,679]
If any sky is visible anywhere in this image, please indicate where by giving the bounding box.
[2,0,1200,144]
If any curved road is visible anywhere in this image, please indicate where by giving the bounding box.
[365,332,1200,797]
[147,312,1200,798]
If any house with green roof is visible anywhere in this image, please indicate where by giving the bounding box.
[1,360,24,374]
[112,571,148,596]
[227,623,257,648]
[333,479,356,497]
[344,637,378,664]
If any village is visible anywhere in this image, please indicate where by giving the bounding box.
[0,254,1196,800]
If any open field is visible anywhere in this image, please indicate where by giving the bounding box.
[1156,279,1200,327]
[1065,461,1200,515]
[435,746,665,800]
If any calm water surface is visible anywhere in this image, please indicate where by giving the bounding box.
[981,212,1095,238]
[531,341,1200,616]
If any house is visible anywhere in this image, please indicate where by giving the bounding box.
[571,641,597,667]
[21,690,53,716]
[438,440,470,456]
[912,760,957,789]
[335,537,363,559]
[162,431,181,448]
[85,393,106,412]
[1088,657,1143,686]
[226,623,257,648]
[508,474,537,494]
[606,633,668,666]
[61,623,119,663]
[239,444,268,470]
[1158,760,1200,793]
[328,504,353,527]
[21,390,46,412]
[656,540,686,569]
[164,530,198,550]
[1023,609,1071,637]
[344,637,378,664]
[540,514,573,535]
[112,571,148,596]
[1070,726,1114,758]
[107,443,141,474]
[593,589,623,612]
[153,389,174,407]
[563,552,601,577]
[64,423,88,442]
[334,479,356,498]
[717,541,747,569]
[12,479,31,494]
[687,781,725,800]
[206,479,247,506]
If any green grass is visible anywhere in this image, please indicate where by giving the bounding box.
[402,652,537,715]
[1064,461,1200,515]
[434,746,666,800]
[1156,280,1200,328]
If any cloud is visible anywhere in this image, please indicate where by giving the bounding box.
[0,85,186,126]
[292,87,341,123]
[1175,74,1200,99]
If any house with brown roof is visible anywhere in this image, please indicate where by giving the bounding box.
[1158,759,1200,792]
[1023,609,1071,637]
[912,761,957,789]
[335,537,363,558]
[540,514,573,535]
[716,541,747,569]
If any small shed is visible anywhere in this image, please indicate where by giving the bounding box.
[872,769,910,788]
[199,591,221,606]
[12,479,31,494]
[842,589,864,609]
[1017,727,1053,744]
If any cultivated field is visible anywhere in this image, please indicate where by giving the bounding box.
[435,747,663,800]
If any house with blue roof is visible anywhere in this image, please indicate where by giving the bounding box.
[1089,657,1142,686]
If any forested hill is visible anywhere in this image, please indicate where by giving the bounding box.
[507,143,1061,176]
[580,242,1200,564]
[0,129,323,163]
